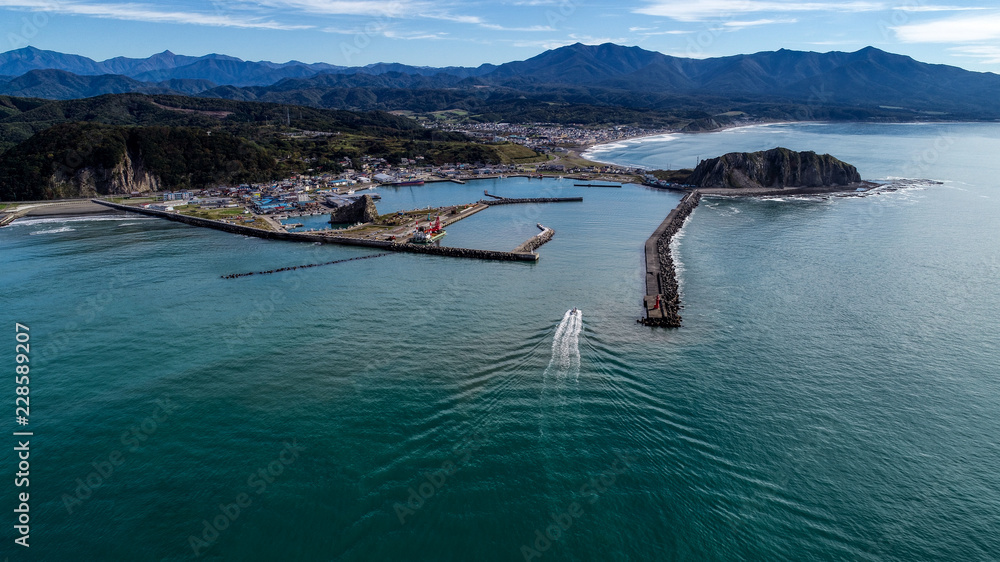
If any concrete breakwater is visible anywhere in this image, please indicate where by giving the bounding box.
[92,200,540,262]
[0,210,27,227]
[513,224,555,253]
[479,196,583,206]
[640,191,701,327]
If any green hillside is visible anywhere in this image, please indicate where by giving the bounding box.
[0,94,542,200]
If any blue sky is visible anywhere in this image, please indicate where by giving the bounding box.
[2,0,999,72]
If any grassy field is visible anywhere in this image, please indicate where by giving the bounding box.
[178,206,248,219]
[493,143,549,164]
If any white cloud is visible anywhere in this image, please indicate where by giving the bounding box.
[637,29,692,35]
[893,12,1000,42]
[723,17,798,29]
[480,23,555,31]
[382,29,447,40]
[253,0,417,17]
[635,0,885,22]
[0,0,310,29]
[949,45,1000,64]
[894,5,988,12]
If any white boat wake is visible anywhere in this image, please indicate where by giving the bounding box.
[545,309,582,379]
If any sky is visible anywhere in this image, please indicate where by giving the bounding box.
[2,0,1000,72]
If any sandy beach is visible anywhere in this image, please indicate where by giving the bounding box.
[19,200,119,216]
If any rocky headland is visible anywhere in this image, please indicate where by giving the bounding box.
[329,194,379,224]
[663,147,869,195]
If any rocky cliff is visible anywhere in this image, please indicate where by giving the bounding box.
[0,122,278,201]
[686,147,861,189]
[330,194,378,224]
[53,146,161,196]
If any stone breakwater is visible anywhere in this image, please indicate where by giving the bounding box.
[479,197,583,206]
[222,253,391,279]
[92,200,540,262]
[513,224,555,253]
[640,191,701,327]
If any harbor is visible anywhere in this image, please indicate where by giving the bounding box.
[92,187,565,261]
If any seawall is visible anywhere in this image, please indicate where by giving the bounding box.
[640,191,701,327]
[92,200,540,262]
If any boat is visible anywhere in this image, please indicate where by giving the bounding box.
[390,180,425,187]
[571,307,580,316]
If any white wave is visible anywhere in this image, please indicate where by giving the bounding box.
[638,134,680,144]
[10,215,150,228]
[29,226,75,235]
[669,214,693,282]
[544,309,583,380]
[584,142,629,153]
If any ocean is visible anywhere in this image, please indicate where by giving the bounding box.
[2,122,998,561]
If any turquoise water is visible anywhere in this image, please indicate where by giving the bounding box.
[2,123,999,561]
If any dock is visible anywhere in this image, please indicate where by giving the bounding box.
[639,191,701,327]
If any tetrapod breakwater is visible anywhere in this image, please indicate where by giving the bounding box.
[222,253,391,279]
[513,224,555,253]
[639,191,701,327]
[479,196,583,206]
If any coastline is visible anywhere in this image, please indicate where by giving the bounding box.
[580,120,822,165]
[2,199,119,220]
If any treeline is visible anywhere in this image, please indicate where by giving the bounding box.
[0,93,540,200]
[0,122,277,200]
[0,93,457,153]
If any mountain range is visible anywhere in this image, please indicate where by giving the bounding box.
[2,43,1000,121]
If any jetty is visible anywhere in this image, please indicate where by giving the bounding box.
[93,199,544,262]
[640,191,701,327]
[479,195,583,206]
[513,224,555,254]
[222,253,391,279]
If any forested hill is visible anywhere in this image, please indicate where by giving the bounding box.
[4,44,1000,123]
[0,94,536,201]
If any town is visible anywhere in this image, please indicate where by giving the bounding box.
[123,123,691,241]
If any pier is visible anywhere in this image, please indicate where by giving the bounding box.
[639,191,701,327]
[92,200,543,262]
